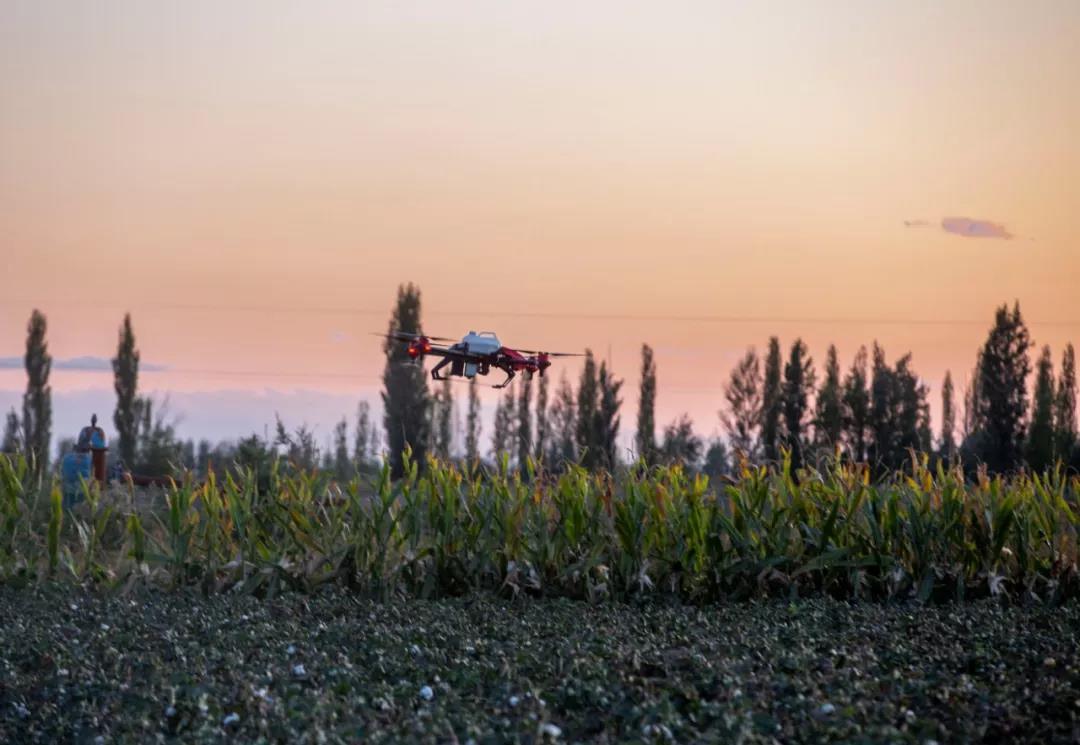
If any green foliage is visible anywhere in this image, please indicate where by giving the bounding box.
[1,450,1077,604]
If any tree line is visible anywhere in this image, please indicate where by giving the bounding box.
[3,293,1076,483]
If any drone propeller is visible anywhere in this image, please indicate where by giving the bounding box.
[371,331,457,343]
[516,349,585,358]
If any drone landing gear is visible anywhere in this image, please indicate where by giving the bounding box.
[492,366,516,389]
[430,357,452,381]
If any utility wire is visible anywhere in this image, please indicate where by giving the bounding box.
[3,298,1078,327]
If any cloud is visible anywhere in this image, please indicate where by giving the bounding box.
[904,216,1013,240]
[940,216,1012,240]
[0,356,167,371]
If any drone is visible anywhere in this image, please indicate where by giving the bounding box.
[378,330,582,388]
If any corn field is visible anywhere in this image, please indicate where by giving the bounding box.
[1,451,1077,603]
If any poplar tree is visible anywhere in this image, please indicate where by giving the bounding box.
[635,344,657,464]
[1026,346,1056,472]
[970,302,1032,473]
[781,338,815,470]
[841,346,870,462]
[534,372,549,462]
[332,417,351,481]
[433,375,454,460]
[576,351,600,469]
[381,283,431,478]
[813,345,843,456]
[112,313,140,466]
[660,414,702,466]
[517,374,532,474]
[354,401,372,465]
[722,348,762,462]
[940,371,956,461]
[465,377,481,464]
[490,381,516,464]
[1054,343,1076,463]
[548,373,577,467]
[23,309,52,479]
[596,360,624,471]
[1,409,19,454]
[760,337,783,463]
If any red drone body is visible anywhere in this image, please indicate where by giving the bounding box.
[379,330,579,388]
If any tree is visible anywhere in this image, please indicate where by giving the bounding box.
[940,371,956,461]
[781,338,815,470]
[702,439,730,480]
[1026,346,1056,472]
[23,309,52,478]
[2,408,20,454]
[962,351,982,442]
[381,283,431,478]
[576,351,600,469]
[354,401,372,466]
[333,417,351,481]
[517,374,532,474]
[534,372,549,462]
[548,373,577,467]
[433,376,454,460]
[968,303,1032,473]
[196,439,212,476]
[1054,343,1077,464]
[813,345,843,457]
[274,415,320,472]
[867,345,931,472]
[722,348,761,462]
[635,344,658,464]
[112,313,140,467]
[760,337,783,463]
[596,360,623,470]
[465,377,481,464]
[490,381,516,464]
[841,346,870,462]
[660,414,702,467]
[132,396,185,475]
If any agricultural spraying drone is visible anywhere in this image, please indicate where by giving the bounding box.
[377,330,582,388]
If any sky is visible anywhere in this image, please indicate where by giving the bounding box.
[2,1,1079,454]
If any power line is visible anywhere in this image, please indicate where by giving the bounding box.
[3,298,1078,327]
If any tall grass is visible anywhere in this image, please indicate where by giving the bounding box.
[0,451,1076,603]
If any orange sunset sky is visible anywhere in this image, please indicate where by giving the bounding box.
[2,2,1079,451]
